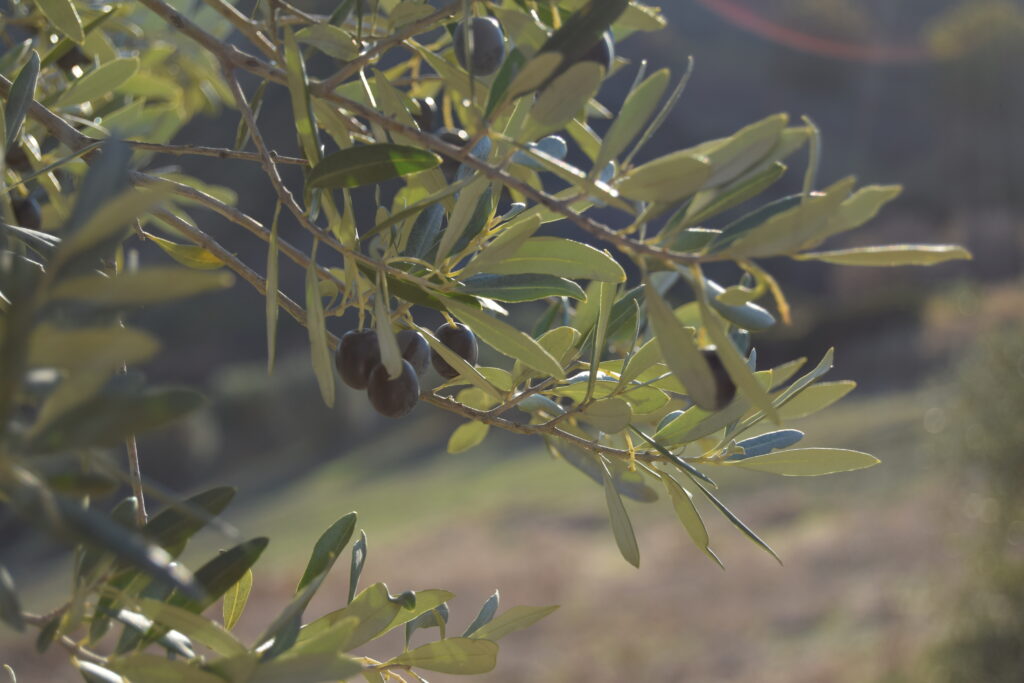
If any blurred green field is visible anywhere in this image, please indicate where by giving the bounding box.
[4,382,973,682]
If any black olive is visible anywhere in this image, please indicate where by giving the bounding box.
[430,322,479,379]
[581,31,615,72]
[5,146,32,173]
[701,347,736,411]
[452,17,506,77]
[56,46,91,73]
[435,128,470,181]
[412,97,439,132]
[367,360,420,418]
[396,329,430,376]
[12,197,42,230]
[336,329,381,390]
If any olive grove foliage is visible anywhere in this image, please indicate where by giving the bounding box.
[0,0,970,680]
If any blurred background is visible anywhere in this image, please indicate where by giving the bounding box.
[3,0,1024,680]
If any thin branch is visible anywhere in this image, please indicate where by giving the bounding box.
[125,432,148,526]
[201,0,278,59]
[130,171,349,296]
[127,141,308,166]
[313,0,464,95]
[135,0,287,85]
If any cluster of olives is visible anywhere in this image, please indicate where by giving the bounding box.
[335,323,478,418]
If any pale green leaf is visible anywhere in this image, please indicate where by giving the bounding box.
[147,234,224,270]
[793,244,972,267]
[35,0,84,43]
[284,29,320,164]
[305,247,335,407]
[730,447,880,476]
[469,605,559,641]
[49,268,233,306]
[57,58,139,106]
[595,68,669,170]
[602,461,640,567]
[107,654,222,683]
[643,277,718,410]
[580,397,632,433]
[483,237,625,282]
[388,638,497,675]
[221,569,253,632]
[617,152,711,202]
[295,24,359,60]
[448,421,490,453]
[528,62,605,137]
[777,380,856,420]
[661,473,721,567]
[137,598,246,657]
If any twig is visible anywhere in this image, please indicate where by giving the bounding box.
[201,0,278,58]
[127,141,308,166]
[125,433,148,526]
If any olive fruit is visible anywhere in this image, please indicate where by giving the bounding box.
[430,322,479,379]
[12,197,42,230]
[581,31,615,72]
[412,97,439,132]
[436,128,470,181]
[452,17,506,76]
[367,360,420,418]
[5,146,32,173]
[336,329,381,390]
[701,347,736,411]
[396,329,430,376]
[56,46,91,72]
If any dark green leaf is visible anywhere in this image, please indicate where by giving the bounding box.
[404,602,448,646]
[462,591,499,637]
[171,538,269,614]
[5,51,40,150]
[144,486,236,557]
[5,478,202,599]
[402,203,445,260]
[307,144,441,189]
[348,531,367,604]
[731,430,805,460]
[536,0,629,82]
[28,387,204,453]
[0,564,24,632]
[297,512,357,592]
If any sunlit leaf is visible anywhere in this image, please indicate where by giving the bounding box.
[601,461,640,567]
[792,245,972,267]
[482,237,625,282]
[729,448,880,476]
[388,638,497,675]
[469,604,559,641]
[221,569,253,632]
[57,58,139,107]
[35,0,84,43]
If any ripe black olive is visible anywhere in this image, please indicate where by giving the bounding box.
[581,31,615,72]
[436,128,470,181]
[430,322,479,379]
[56,46,91,73]
[336,329,381,390]
[452,17,506,77]
[367,360,420,418]
[412,97,439,133]
[396,329,430,376]
[5,146,32,173]
[701,347,736,411]
[12,197,42,230]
